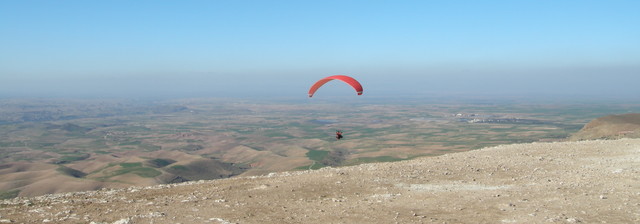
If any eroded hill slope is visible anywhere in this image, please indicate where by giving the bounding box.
[1,139,639,223]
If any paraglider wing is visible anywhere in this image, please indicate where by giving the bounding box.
[308,75,363,97]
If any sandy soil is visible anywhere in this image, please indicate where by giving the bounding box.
[1,138,639,223]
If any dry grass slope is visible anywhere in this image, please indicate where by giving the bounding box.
[571,113,640,140]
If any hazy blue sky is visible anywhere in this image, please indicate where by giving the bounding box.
[1,0,639,99]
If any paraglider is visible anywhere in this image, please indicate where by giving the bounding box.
[308,75,363,97]
[308,75,363,140]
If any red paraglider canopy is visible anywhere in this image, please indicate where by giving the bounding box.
[308,75,363,97]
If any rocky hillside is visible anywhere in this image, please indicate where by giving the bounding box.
[570,113,640,140]
[1,139,639,223]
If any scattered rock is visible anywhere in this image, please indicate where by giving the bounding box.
[1,139,639,223]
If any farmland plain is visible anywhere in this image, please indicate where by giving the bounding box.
[1,97,638,198]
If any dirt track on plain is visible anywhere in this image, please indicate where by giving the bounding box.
[2,139,639,223]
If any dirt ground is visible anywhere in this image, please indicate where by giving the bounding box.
[1,138,639,223]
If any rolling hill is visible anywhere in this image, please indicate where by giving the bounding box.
[570,113,640,140]
[1,138,639,223]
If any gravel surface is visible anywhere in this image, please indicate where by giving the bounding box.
[2,139,639,223]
